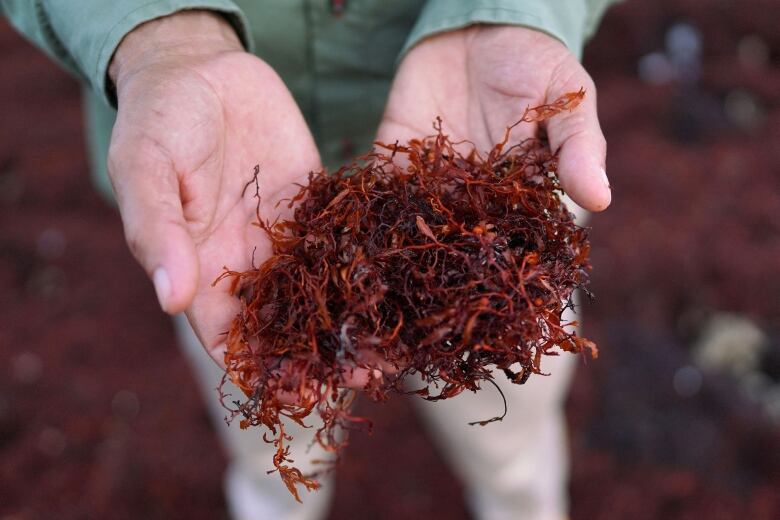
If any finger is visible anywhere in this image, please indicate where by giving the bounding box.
[544,78,611,212]
[342,350,400,388]
[356,349,399,375]
[342,366,384,389]
[185,288,240,366]
[274,366,386,406]
[109,152,199,314]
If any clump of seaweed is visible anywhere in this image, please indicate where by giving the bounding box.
[215,90,597,500]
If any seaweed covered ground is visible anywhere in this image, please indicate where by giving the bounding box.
[1,1,778,518]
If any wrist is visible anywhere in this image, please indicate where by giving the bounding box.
[109,10,243,88]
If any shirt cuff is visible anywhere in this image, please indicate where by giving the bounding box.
[401,0,590,61]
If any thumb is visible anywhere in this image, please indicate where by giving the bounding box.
[109,152,199,314]
[544,76,611,212]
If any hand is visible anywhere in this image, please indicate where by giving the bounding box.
[377,26,611,212]
[107,11,321,363]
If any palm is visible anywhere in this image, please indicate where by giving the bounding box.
[377,27,609,211]
[110,51,321,362]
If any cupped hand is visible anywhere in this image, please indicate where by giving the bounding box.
[107,12,321,364]
[377,25,611,212]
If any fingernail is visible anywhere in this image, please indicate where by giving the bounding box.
[152,267,171,310]
[599,167,611,189]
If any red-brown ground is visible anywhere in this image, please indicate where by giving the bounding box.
[1,1,778,519]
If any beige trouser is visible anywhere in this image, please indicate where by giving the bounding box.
[175,201,585,520]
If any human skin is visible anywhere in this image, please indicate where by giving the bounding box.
[377,25,611,212]
[107,12,609,385]
[108,11,384,390]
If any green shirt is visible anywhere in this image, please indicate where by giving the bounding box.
[2,0,616,197]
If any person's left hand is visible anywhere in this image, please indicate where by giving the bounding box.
[376,25,611,212]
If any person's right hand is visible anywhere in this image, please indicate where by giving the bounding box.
[107,11,321,365]
[108,11,390,392]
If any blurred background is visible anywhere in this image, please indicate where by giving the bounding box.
[1,0,778,518]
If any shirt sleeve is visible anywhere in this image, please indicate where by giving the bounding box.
[1,0,253,106]
[401,0,620,61]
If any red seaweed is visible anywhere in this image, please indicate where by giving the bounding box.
[214,89,596,500]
